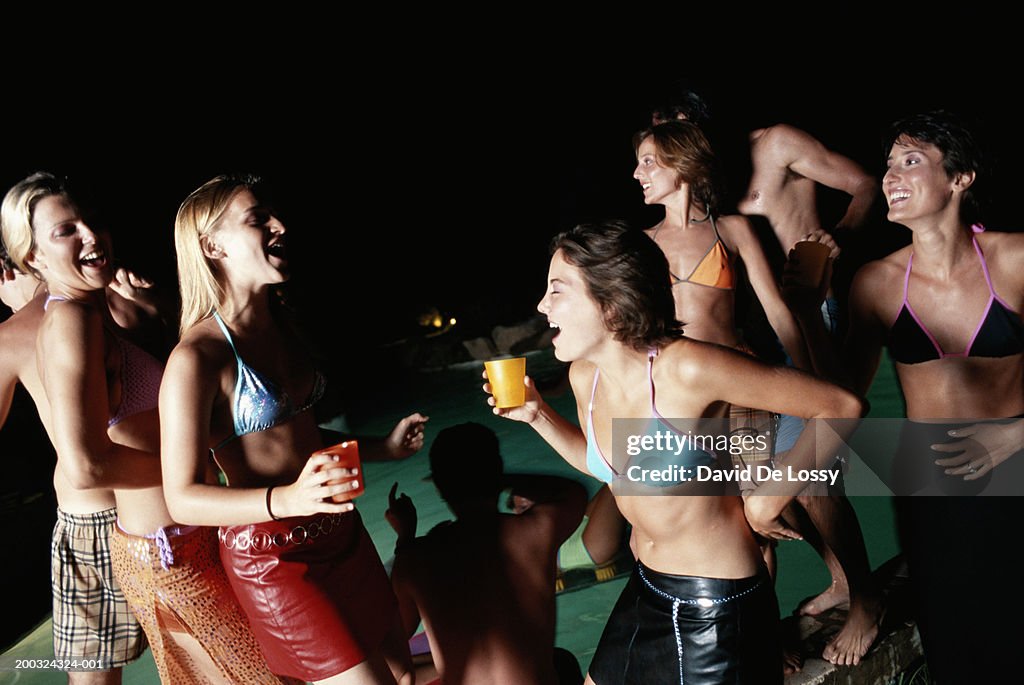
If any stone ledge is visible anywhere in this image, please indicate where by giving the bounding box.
[784,556,929,684]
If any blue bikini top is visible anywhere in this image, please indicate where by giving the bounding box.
[213,312,326,449]
[585,350,715,485]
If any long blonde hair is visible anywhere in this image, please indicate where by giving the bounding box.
[174,175,258,334]
[0,172,66,278]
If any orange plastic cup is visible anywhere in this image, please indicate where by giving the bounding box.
[484,357,526,408]
[320,440,364,502]
[791,240,832,289]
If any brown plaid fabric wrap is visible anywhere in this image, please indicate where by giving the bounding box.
[51,508,146,669]
[728,404,778,490]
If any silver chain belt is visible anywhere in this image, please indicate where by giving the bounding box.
[219,513,347,552]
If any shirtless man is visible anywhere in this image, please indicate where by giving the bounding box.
[736,120,884,670]
[385,422,587,685]
[739,123,878,254]
[652,95,884,668]
[0,251,166,684]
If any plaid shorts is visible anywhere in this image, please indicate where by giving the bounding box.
[51,508,146,669]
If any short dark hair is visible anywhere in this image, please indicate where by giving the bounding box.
[550,221,683,352]
[651,89,711,127]
[429,423,504,504]
[885,110,987,225]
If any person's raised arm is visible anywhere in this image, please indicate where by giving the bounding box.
[38,302,161,489]
[485,364,589,475]
[779,125,879,234]
[160,339,357,525]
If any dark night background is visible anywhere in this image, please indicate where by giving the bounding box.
[1,11,1018,643]
[4,12,1017,415]
[7,57,1017,342]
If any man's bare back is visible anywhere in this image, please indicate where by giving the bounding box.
[386,424,586,685]
[392,513,565,684]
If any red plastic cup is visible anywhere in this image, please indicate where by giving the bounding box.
[320,440,364,502]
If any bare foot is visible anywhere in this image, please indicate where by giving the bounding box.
[796,580,850,616]
[821,594,884,667]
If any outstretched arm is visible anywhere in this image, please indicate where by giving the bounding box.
[485,365,589,475]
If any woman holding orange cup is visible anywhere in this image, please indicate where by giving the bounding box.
[160,174,427,685]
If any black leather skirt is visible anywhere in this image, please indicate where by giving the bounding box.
[589,562,780,684]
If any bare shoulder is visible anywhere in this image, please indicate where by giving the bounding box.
[976,229,1024,256]
[567,360,596,396]
[658,338,732,383]
[977,230,1024,292]
[858,248,909,283]
[165,318,234,379]
[849,250,909,313]
[763,123,817,146]
[37,299,102,349]
[755,124,820,158]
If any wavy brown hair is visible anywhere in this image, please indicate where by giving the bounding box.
[550,221,683,351]
[633,120,719,214]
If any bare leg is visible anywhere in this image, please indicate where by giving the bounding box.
[794,489,883,667]
[580,485,627,565]
[68,670,122,685]
[788,497,850,616]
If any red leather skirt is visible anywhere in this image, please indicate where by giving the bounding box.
[219,509,397,681]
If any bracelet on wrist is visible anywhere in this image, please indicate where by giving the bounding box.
[266,486,282,521]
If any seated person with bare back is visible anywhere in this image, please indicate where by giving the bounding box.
[385,422,587,685]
